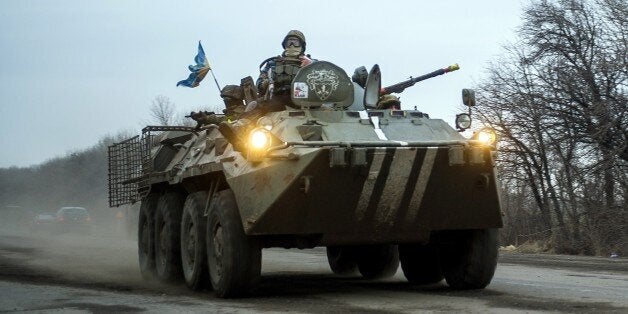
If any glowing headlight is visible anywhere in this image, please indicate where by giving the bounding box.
[247,128,272,162]
[476,128,497,146]
[249,129,271,150]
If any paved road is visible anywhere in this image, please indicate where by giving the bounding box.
[0,231,626,313]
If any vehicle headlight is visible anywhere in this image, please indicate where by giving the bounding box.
[247,128,272,162]
[249,129,270,150]
[455,113,472,130]
[475,128,497,146]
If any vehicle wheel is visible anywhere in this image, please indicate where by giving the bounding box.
[356,244,400,279]
[180,191,210,290]
[399,242,444,284]
[326,246,358,275]
[154,192,186,282]
[138,194,159,279]
[206,189,261,298]
[440,229,498,289]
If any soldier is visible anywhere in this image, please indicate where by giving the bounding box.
[219,31,313,148]
[377,94,401,110]
[256,30,313,100]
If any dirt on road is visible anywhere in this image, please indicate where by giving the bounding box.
[1,229,627,313]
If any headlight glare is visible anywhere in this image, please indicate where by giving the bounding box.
[476,128,497,146]
[249,129,270,150]
[247,128,272,162]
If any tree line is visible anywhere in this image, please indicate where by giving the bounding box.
[475,0,627,255]
[0,96,199,221]
[0,96,205,223]
[0,137,114,220]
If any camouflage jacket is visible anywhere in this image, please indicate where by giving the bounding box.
[256,54,313,97]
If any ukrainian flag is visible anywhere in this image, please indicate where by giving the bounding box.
[177,41,210,88]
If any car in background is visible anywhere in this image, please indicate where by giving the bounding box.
[54,207,92,235]
[30,213,56,233]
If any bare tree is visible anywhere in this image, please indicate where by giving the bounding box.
[150,95,175,125]
[476,0,627,255]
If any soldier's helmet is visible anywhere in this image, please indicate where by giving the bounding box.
[377,94,401,109]
[282,30,306,53]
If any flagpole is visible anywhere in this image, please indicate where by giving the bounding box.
[209,69,222,92]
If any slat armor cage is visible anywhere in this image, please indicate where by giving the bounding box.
[107,135,142,207]
[107,126,196,207]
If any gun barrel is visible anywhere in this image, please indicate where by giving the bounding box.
[412,64,460,83]
[381,64,460,95]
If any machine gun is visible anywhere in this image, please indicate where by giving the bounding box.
[380,64,460,95]
[186,111,224,129]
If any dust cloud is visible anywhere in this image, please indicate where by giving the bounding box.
[0,205,155,290]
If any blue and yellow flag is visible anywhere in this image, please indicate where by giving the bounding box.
[177,41,211,88]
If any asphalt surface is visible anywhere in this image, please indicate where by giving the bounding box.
[0,229,627,313]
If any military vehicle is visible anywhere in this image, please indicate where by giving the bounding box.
[108,61,502,298]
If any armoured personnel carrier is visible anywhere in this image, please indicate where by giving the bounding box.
[108,61,502,298]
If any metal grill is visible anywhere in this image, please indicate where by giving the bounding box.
[108,126,197,207]
[107,135,142,207]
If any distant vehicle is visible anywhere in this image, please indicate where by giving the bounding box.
[54,207,92,235]
[30,213,55,233]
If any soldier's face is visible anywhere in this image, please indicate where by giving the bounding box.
[284,46,301,57]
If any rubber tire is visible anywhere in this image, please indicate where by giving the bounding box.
[440,229,498,290]
[356,244,400,279]
[206,189,261,298]
[180,191,210,290]
[154,192,186,282]
[326,246,359,275]
[399,242,444,284]
[138,194,159,280]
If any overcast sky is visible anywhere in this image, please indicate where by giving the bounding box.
[0,0,523,168]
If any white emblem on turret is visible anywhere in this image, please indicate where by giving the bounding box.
[306,70,339,100]
[293,82,309,98]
